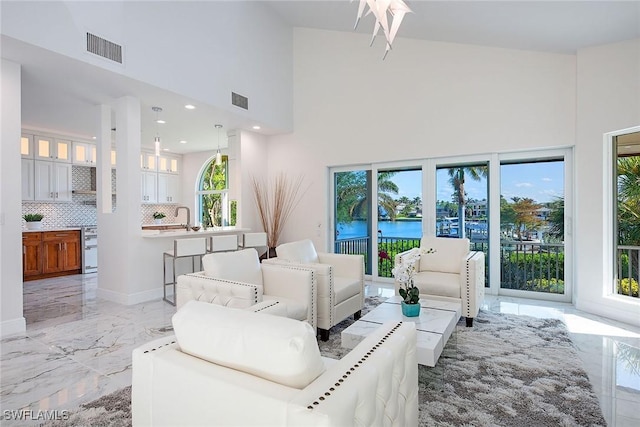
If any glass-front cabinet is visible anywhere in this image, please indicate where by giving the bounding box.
[35,136,71,163]
[21,134,34,158]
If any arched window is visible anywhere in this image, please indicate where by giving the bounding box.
[196,156,235,227]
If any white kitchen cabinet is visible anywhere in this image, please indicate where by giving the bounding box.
[21,134,34,159]
[140,152,157,171]
[35,136,72,163]
[158,153,180,174]
[72,142,97,166]
[34,161,72,202]
[157,173,180,204]
[141,171,157,203]
[22,159,35,200]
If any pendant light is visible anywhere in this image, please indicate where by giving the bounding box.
[214,124,223,166]
[152,106,163,156]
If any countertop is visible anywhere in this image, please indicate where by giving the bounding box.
[22,227,82,233]
[141,226,250,238]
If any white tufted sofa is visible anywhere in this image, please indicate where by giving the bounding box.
[132,301,418,426]
[177,248,317,329]
[395,236,485,326]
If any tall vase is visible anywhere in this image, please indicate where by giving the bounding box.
[259,247,277,262]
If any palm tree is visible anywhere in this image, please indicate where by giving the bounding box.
[447,166,487,238]
[617,156,640,245]
[547,197,564,241]
[378,171,399,221]
[335,171,398,223]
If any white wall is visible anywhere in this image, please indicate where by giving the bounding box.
[574,39,640,326]
[0,59,26,337]
[1,1,293,131]
[268,28,576,251]
[236,130,269,235]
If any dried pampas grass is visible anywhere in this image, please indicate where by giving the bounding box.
[251,173,307,248]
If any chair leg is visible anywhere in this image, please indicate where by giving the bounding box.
[466,317,473,327]
[353,310,362,321]
[318,328,330,342]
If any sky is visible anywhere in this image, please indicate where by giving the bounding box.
[386,160,564,204]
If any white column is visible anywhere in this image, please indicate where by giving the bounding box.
[96,104,112,213]
[0,59,26,337]
[97,96,144,304]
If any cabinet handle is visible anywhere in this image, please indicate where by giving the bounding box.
[23,245,26,255]
[55,192,58,198]
[64,242,67,251]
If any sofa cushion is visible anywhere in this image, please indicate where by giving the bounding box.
[202,248,263,286]
[172,300,325,389]
[333,276,362,305]
[419,237,469,274]
[275,239,320,264]
[413,271,461,298]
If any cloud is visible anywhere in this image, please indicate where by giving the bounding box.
[515,182,533,188]
[541,177,552,182]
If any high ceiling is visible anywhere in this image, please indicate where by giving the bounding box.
[4,1,639,154]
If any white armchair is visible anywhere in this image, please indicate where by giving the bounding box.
[132,301,418,426]
[263,239,364,341]
[395,236,485,326]
[177,248,317,329]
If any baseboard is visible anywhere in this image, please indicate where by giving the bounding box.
[0,316,26,338]
[97,287,164,305]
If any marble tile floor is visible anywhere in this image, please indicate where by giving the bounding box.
[1,275,638,426]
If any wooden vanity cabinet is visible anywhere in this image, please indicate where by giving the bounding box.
[22,232,43,277]
[23,230,81,280]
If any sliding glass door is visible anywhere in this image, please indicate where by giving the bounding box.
[376,168,422,278]
[330,149,572,300]
[497,151,572,301]
[334,169,373,274]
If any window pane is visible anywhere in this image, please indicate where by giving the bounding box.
[500,159,565,294]
[615,132,640,299]
[377,169,422,278]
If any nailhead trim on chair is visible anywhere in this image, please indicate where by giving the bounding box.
[269,265,316,328]
[305,322,403,411]
[183,274,259,304]
[253,301,280,312]
[143,340,177,354]
[465,253,472,318]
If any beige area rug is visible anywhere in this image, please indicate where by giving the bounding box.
[46,296,606,426]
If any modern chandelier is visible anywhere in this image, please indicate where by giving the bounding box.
[152,106,163,156]
[214,124,223,166]
[352,0,412,59]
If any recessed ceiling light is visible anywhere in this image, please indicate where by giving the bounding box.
[156,119,166,124]
[179,140,187,144]
[252,125,261,130]
[163,148,170,151]
[185,104,196,110]
[92,136,97,140]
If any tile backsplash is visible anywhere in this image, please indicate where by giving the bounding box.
[22,166,187,228]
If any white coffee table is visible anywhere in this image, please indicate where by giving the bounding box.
[341,296,462,367]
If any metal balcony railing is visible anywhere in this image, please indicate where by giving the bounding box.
[617,245,640,299]
[335,236,570,295]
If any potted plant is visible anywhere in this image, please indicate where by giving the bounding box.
[153,212,166,225]
[392,247,435,317]
[23,213,44,230]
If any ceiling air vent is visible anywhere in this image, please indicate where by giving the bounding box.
[232,92,249,110]
[86,32,123,64]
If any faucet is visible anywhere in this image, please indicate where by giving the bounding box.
[175,206,191,230]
